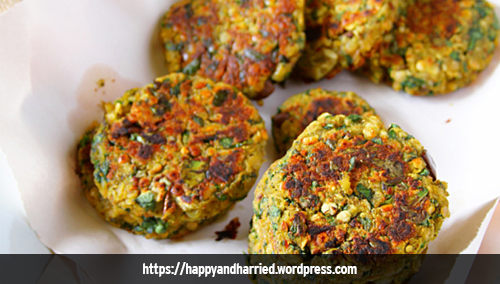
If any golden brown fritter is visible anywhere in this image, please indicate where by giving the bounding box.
[272,88,376,157]
[294,0,400,81]
[363,0,500,96]
[250,113,449,256]
[80,73,268,239]
[160,0,305,100]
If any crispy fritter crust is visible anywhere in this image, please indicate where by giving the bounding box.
[294,0,400,81]
[363,0,500,96]
[250,113,449,256]
[272,88,376,157]
[80,73,268,239]
[160,0,305,100]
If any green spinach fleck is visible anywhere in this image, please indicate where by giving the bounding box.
[135,192,156,211]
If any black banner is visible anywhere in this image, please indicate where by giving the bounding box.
[1,254,499,283]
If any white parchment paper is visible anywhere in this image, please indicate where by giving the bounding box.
[0,0,499,254]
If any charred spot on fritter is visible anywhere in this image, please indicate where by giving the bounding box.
[208,158,235,183]
[272,112,291,130]
[291,212,308,237]
[142,133,166,145]
[137,144,153,160]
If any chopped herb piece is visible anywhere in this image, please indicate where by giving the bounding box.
[213,89,229,106]
[493,18,500,30]
[184,3,193,18]
[388,129,398,139]
[388,123,399,130]
[347,114,362,123]
[182,159,206,187]
[139,217,167,235]
[325,139,336,150]
[417,188,429,198]
[216,192,227,201]
[420,168,430,176]
[401,76,425,89]
[141,218,156,234]
[244,48,265,61]
[182,58,201,75]
[468,27,484,51]
[356,184,372,201]
[94,160,110,183]
[272,222,279,231]
[165,42,182,51]
[345,55,353,65]
[182,131,189,144]
[278,55,289,63]
[192,115,204,126]
[476,6,488,18]
[488,29,498,41]
[433,214,443,219]
[152,97,171,115]
[135,192,156,211]
[450,51,460,61]
[92,133,103,144]
[381,196,393,206]
[170,84,180,96]
[372,137,383,145]
[399,182,409,190]
[233,142,244,148]
[269,205,281,218]
[190,160,206,171]
[323,123,334,130]
[348,156,356,172]
[79,133,91,147]
[220,137,233,148]
[257,197,268,218]
[360,217,371,231]
[357,139,368,145]
[420,218,431,227]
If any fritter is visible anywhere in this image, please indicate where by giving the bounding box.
[81,73,268,239]
[160,0,305,100]
[272,88,376,157]
[293,0,400,81]
[77,126,133,230]
[363,0,500,96]
[249,114,449,280]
